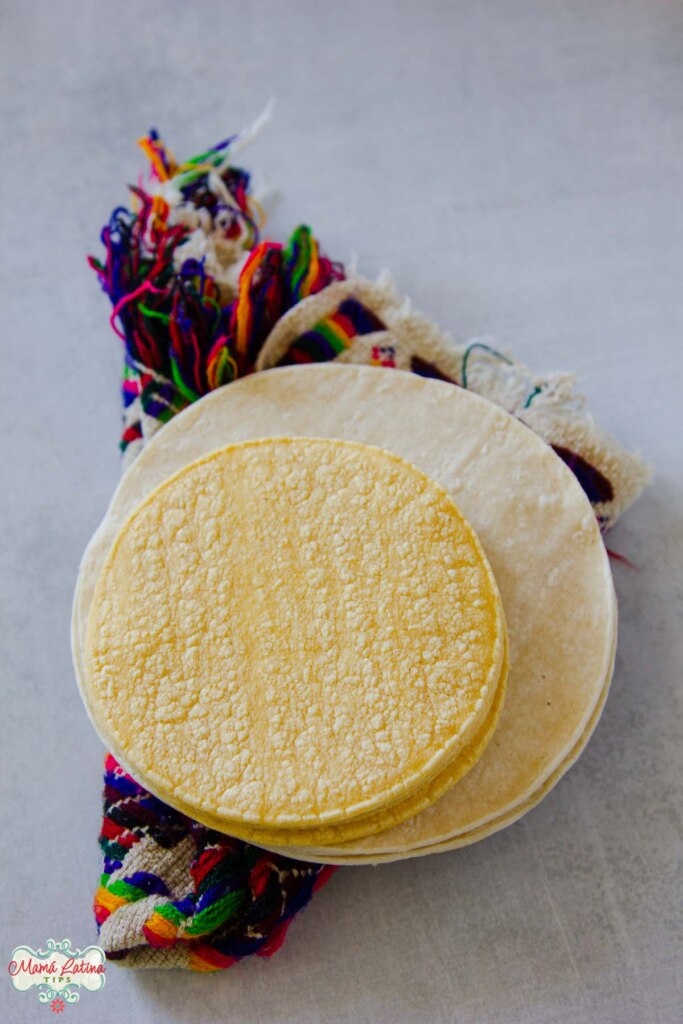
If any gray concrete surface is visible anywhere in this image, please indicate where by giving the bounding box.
[1,1,681,1022]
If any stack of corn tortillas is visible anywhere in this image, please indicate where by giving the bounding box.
[73,364,617,864]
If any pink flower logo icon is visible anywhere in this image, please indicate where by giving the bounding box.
[50,997,66,1013]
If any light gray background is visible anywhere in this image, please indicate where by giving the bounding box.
[1,1,681,1022]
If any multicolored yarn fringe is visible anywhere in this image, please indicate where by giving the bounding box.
[96,756,335,971]
[89,127,343,463]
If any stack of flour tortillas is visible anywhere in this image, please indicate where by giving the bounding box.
[73,364,617,864]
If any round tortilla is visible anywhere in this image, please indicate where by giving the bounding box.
[73,364,616,858]
[81,436,506,839]
[125,646,507,848]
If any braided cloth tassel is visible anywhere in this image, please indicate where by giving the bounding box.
[89,124,344,465]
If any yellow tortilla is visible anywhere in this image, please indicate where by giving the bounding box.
[130,638,507,847]
[82,436,506,838]
[73,365,616,858]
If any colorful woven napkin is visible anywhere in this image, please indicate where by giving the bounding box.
[88,126,648,970]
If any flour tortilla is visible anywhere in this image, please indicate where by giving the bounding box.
[73,365,616,858]
[82,436,507,841]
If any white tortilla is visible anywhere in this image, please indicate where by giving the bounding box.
[72,364,616,860]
